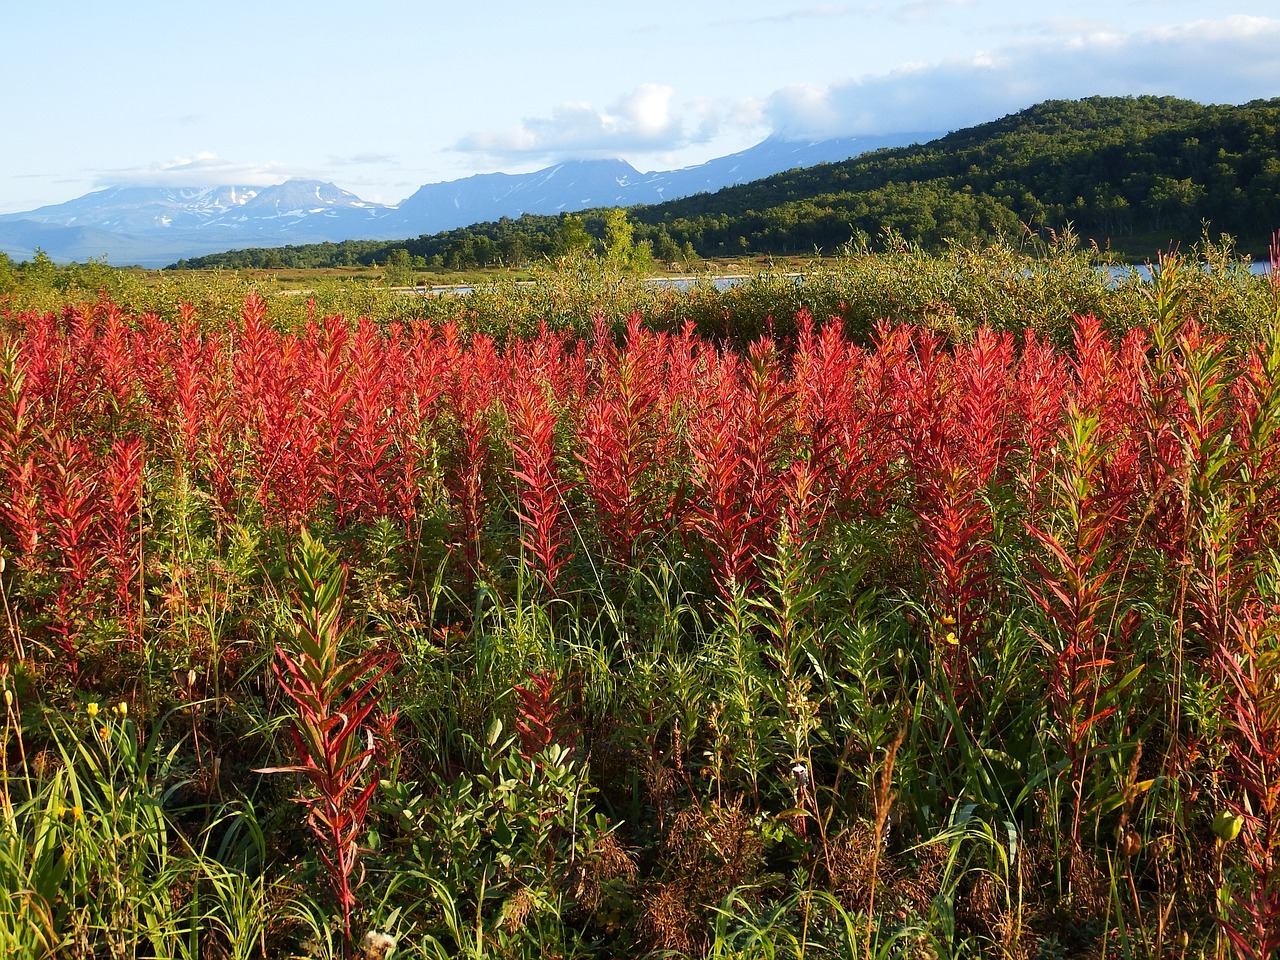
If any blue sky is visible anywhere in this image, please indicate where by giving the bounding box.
[3,1,1279,214]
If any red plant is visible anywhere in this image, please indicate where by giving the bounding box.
[301,314,356,525]
[0,340,42,559]
[507,376,574,593]
[1011,327,1070,514]
[790,312,858,514]
[440,326,501,585]
[41,429,101,674]
[100,435,144,640]
[345,316,401,524]
[1214,608,1280,960]
[259,529,397,955]
[513,668,578,762]
[687,350,759,593]
[686,339,794,594]
[918,456,993,687]
[1024,396,1134,887]
[231,302,320,530]
[576,316,677,562]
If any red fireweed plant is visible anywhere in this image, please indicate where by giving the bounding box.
[259,528,397,955]
[686,348,758,593]
[1023,318,1145,896]
[301,314,357,527]
[440,325,502,587]
[1213,605,1280,960]
[507,374,574,594]
[100,435,144,641]
[41,428,102,675]
[0,340,42,560]
[345,316,404,525]
[576,316,677,564]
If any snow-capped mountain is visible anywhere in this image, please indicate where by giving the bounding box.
[0,133,937,267]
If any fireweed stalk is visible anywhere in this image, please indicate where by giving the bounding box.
[259,529,397,953]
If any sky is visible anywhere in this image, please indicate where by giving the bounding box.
[3,1,1280,215]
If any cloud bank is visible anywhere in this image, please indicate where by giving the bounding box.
[765,15,1280,138]
[453,83,726,163]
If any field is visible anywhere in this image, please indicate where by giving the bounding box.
[1,237,1279,958]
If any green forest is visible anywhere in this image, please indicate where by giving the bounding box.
[169,95,1280,272]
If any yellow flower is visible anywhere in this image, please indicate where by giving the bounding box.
[939,613,956,625]
[945,632,959,646]
[69,805,83,821]
[86,702,100,719]
[114,702,128,718]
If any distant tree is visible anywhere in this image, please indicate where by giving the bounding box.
[19,249,60,290]
[651,228,680,265]
[0,252,18,294]
[382,248,415,286]
[1147,176,1206,232]
[603,208,634,266]
[554,214,593,261]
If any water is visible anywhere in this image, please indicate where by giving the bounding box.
[409,263,1272,297]
[1104,261,1273,284]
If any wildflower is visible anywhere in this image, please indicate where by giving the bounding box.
[945,632,959,646]
[114,701,128,718]
[86,701,100,719]
[69,805,83,821]
[939,613,956,625]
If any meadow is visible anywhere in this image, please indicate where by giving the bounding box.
[0,235,1278,958]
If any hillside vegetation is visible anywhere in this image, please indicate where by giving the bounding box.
[168,95,1280,272]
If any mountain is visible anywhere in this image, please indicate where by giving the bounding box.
[390,159,648,230]
[0,133,935,267]
[387,134,935,231]
[0,182,397,265]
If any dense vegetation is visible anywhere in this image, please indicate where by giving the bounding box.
[1,243,1280,958]
[168,96,1280,273]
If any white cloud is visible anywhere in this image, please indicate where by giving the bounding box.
[100,153,298,188]
[454,83,735,162]
[328,152,395,167]
[764,15,1280,138]
[894,0,974,24]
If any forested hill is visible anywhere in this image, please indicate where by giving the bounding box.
[636,95,1280,255]
[171,96,1280,270]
